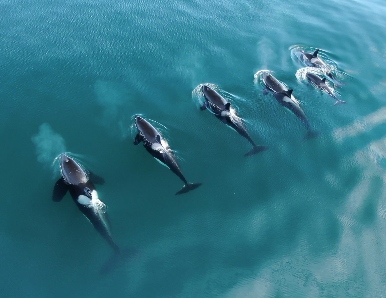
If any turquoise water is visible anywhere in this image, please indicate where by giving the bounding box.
[1,0,386,296]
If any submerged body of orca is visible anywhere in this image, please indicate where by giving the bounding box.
[52,153,120,253]
[306,72,346,105]
[261,72,318,139]
[133,116,201,195]
[200,85,267,156]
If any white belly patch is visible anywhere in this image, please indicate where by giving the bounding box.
[77,195,92,206]
[151,143,163,151]
[221,110,230,117]
[78,190,106,213]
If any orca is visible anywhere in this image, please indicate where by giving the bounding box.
[200,85,268,155]
[52,153,120,253]
[133,116,201,195]
[306,72,346,105]
[299,49,339,83]
[261,72,318,139]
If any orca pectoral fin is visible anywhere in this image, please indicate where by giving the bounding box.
[133,133,143,145]
[313,49,319,57]
[244,145,268,157]
[175,182,202,195]
[89,172,105,185]
[224,102,231,111]
[52,178,68,202]
[200,104,207,111]
[263,88,269,95]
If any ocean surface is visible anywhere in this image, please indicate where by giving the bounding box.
[1,0,386,297]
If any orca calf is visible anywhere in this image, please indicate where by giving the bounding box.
[261,72,318,139]
[200,85,268,156]
[306,72,346,105]
[134,116,201,195]
[298,49,340,84]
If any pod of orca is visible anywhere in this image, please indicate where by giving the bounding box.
[50,47,347,269]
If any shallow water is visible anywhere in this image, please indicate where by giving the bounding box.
[1,0,386,297]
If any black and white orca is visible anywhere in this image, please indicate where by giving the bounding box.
[261,72,318,139]
[200,85,268,156]
[134,116,202,195]
[299,49,340,83]
[306,72,346,105]
[52,153,120,253]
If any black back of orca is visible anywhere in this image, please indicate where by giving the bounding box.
[201,85,227,113]
[263,73,287,93]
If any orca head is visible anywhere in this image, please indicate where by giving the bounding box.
[201,85,212,98]
[134,116,160,144]
[260,71,270,82]
[134,115,145,128]
[59,153,88,185]
[262,73,274,88]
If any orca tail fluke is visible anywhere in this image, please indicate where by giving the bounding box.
[304,130,319,140]
[175,182,202,195]
[100,247,138,275]
[334,99,346,105]
[244,145,268,157]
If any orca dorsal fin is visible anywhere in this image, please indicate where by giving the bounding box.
[156,134,161,143]
[322,78,326,83]
[312,49,319,58]
[224,102,231,111]
[286,89,293,97]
